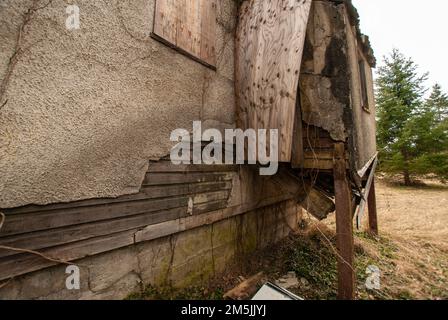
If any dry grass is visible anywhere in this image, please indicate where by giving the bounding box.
[325,175,448,299]
[368,176,448,299]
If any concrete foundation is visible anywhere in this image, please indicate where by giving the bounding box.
[0,200,301,300]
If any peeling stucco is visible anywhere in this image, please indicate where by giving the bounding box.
[0,0,237,208]
[299,1,350,142]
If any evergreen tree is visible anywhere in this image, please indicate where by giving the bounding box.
[376,49,428,185]
[412,84,448,181]
[426,84,448,123]
[376,50,448,184]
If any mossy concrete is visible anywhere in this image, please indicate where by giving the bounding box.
[0,200,301,299]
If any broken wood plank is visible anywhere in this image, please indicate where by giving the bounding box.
[299,186,335,220]
[223,272,266,300]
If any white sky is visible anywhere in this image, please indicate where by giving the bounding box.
[352,0,448,92]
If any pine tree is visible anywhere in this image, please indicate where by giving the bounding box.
[426,84,448,123]
[376,49,428,185]
[376,50,448,184]
[412,84,448,182]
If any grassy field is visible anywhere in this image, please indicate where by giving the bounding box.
[128,176,448,300]
[355,176,448,299]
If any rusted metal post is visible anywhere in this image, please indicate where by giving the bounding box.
[367,178,379,236]
[333,143,355,300]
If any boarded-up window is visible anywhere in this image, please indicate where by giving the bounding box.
[358,59,369,111]
[152,0,217,69]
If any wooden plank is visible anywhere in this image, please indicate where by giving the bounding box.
[135,194,296,243]
[143,172,234,186]
[291,95,304,168]
[303,137,335,149]
[0,195,297,281]
[152,0,216,67]
[3,181,232,216]
[148,162,237,173]
[1,186,232,238]
[300,187,335,220]
[193,191,229,205]
[0,229,137,281]
[304,150,334,160]
[235,0,312,162]
[0,207,187,259]
[193,200,228,216]
[223,272,266,300]
[199,0,216,64]
[333,143,355,300]
[367,179,379,236]
[303,159,333,170]
[153,0,177,48]
[1,196,189,237]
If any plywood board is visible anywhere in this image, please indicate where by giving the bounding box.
[235,0,312,162]
[153,0,217,67]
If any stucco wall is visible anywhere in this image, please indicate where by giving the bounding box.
[0,0,237,208]
[345,21,377,171]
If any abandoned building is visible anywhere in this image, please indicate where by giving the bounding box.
[0,0,378,299]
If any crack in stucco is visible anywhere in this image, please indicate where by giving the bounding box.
[0,0,53,109]
[115,0,149,43]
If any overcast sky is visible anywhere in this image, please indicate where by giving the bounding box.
[353,0,448,93]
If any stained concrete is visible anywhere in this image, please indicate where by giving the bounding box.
[0,0,237,208]
[0,200,301,300]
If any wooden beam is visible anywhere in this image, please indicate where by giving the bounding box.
[367,178,378,236]
[333,143,355,300]
[291,97,304,169]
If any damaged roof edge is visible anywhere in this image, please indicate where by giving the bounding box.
[328,0,376,67]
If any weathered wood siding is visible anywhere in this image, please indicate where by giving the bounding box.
[0,160,236,280]
[0,159,304,282]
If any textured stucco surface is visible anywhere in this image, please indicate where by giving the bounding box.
[0,0,237,208]
[345,22,377,171]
